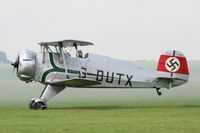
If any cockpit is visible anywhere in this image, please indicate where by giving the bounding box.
[38,39,93,63]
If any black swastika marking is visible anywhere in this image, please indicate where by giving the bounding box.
[166,58,180,71]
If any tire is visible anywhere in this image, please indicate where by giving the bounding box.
[35,101,47,110]
[29,99,47,110]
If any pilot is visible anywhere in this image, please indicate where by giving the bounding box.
[76,50,83,58]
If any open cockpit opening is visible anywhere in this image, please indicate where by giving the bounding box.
[39,40,93,60]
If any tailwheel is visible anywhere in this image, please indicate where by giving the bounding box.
[156,88,162,96]
[29,98,47,110]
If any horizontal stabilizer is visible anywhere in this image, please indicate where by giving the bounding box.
[156,77,187,82]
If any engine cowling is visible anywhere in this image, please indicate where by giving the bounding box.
[17,50,36,82]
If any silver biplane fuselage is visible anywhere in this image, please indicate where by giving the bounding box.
[12,40,189,110]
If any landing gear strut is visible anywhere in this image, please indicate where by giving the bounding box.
[156,88,162,96]
[29,85,65,110]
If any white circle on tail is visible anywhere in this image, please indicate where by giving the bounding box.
[165,57,180,72]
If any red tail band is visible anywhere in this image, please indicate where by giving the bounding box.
[157,55,189,75]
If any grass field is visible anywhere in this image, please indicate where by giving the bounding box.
[0,61,200,133]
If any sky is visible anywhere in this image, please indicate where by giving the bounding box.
[0,0,200,61]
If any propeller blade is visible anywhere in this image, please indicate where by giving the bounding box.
[11,55,19,74]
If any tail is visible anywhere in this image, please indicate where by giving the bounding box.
[156,50,189,88]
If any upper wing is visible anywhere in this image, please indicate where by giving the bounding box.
[38,40,94,47]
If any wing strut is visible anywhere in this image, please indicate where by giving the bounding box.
[73,42,83,77]
[59,42,68,75]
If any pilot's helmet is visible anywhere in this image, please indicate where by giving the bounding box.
[77,50,83,57]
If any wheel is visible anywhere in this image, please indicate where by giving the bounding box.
[29,98,47,110]
[157,91,162,96]
[156,88,162,96]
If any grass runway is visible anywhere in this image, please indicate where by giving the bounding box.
[0,104,200,133]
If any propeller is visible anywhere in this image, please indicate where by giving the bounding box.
[11,55,19,74]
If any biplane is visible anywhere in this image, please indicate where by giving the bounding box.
[11,40,189,110]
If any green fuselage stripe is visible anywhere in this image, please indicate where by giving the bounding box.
[41,53,65,83]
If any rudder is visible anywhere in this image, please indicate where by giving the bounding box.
[157,50,189,82]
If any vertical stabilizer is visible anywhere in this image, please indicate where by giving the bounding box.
[157,50,189,85]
